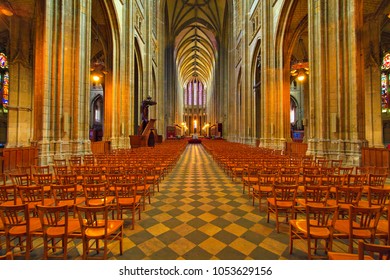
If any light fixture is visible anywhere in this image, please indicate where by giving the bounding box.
[0,1,13,16]
[290,36,309,82]
[90,59,108,82]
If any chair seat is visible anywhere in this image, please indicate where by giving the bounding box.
[9,217,42,235]
[87,196,115,206]
[253,185,272,193]
[85,220,124,238]
[0,198,23,206]
[267,198,294,208]
[58,197,85,207]
[290,219,331,238]
[334,220,372,239]
[377,220,389,234]
[328,252,374,260]
[117,195,142,206]
[295,198,325,208]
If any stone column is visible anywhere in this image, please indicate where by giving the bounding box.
[307,0,366,164]
[259,0,286,150]
[362,16,383,148]
[7,16,33,148]
[34,0,92,164]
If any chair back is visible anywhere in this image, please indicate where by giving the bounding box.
[33,173,53,186]
[305,204,339,236]
[303,185,330,206]
[54,159,67,167]
[18,185,45,205]
[0,203,30,230]
[32,165,51,174]
[272,184,298,204]
[82,173,103,184]
[51,184,78,205]
[76,205,109,236]
[114,182,138,199]
[335,186,363,205]
[9,173,31,187]
[0,184,17,205]
[302,174,322,187]
[358,241,390,260]
[36,204,69,234]
[368,174,388,188]
[367,187,390,208]
[82,182,110,206]
[346,174,367,187]
[349,205,382,235]
[57,173,78,185]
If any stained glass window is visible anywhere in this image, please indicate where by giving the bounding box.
[193,80,197,106]
[0,53,9,113]
[199,83,203,107]
[382,52,390,111]
[382,52,390,71]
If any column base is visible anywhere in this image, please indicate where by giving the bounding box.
[307,138,368,166]
[36,139,92,165]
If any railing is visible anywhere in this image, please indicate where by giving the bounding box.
[285,142,308,156]
[361,147,390,172]
[90,141,111,155]
[1,146,38,174]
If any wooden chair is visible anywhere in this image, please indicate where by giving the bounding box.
[33,173,53,195]
[114,182,142,229]
[36,204,78,259]
[83,155,95,165]
[295,185,330,216]
[252,173,275,212]
[0,184,21,206]
[18,185,54,216]
[267,184,298,233]
[376,206,390,245]
[242,166,259,196]
[0,204,41,259]
[328,240,390,260]
[82,173,104,184]
[83,182,116,219]
[327,186,363,217]
[334,205,382,253]
[76,205,123,259]
[53,159,67,167]
[9,173,31,187]
[363,173,388,194]
[32,165,51,175]
[289,205,339,259]
[51,184,85,217]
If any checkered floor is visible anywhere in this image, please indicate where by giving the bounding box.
[4,144,320,260]
[113,144,309,260]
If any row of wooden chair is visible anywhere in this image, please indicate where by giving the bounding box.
[0,203,123,260]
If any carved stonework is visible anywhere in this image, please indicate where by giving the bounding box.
[152,38,157,64]
[152,0,157,37]
[236,39,242,67]
[135,4,144,39]
[235,0,242,39]
[250,3,261,40]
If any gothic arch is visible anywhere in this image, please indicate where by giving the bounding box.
[251,39,261,139]
[274,0,308,141]
[134,37,144,134]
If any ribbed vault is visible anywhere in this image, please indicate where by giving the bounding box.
[166,0,227,86]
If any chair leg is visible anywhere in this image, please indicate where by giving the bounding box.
[289,224,293,254]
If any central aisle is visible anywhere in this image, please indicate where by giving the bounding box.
[113,143,305,260]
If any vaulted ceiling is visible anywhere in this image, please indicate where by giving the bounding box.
[165,0,227,86]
